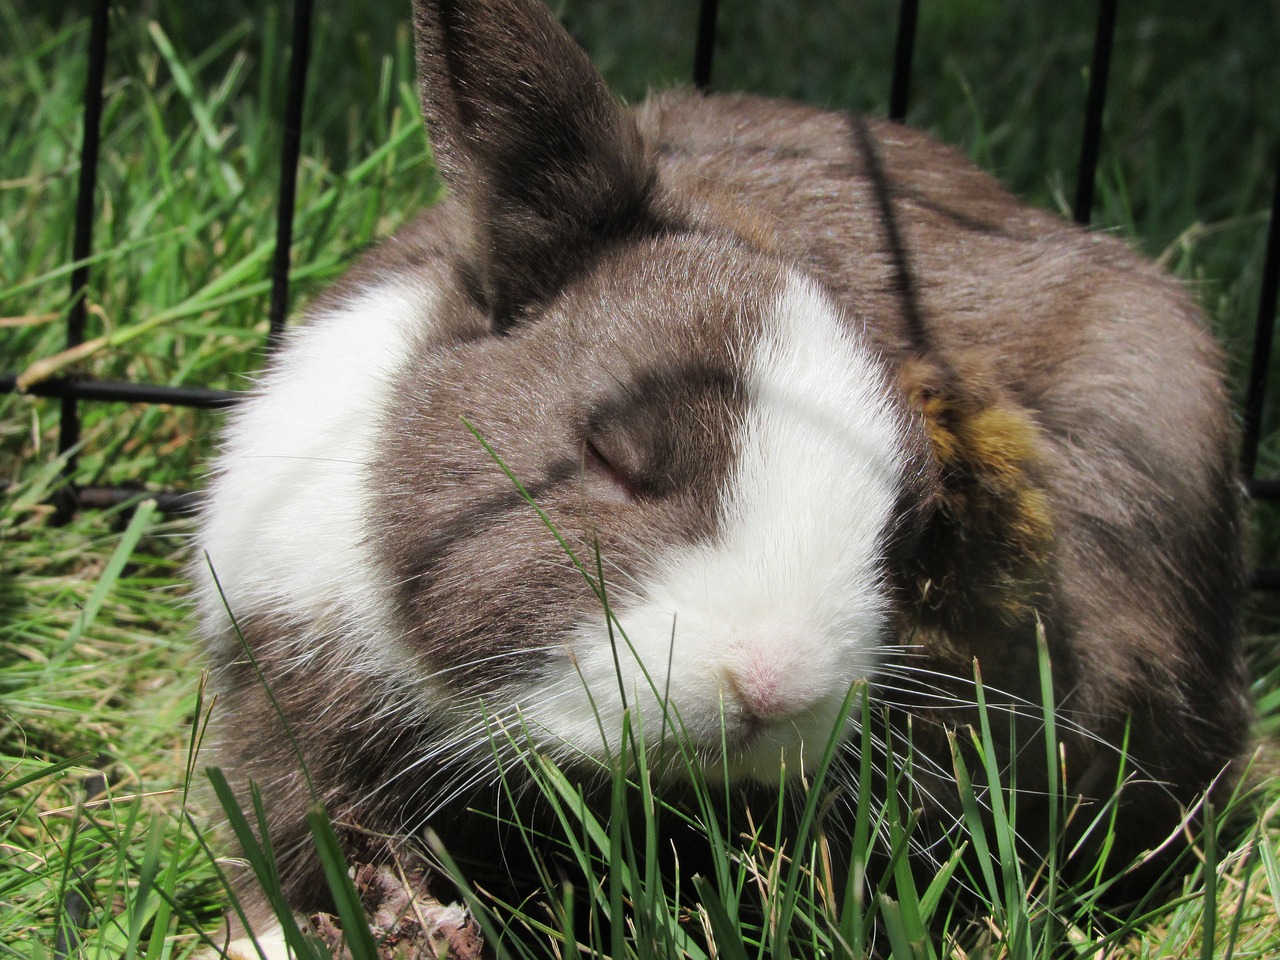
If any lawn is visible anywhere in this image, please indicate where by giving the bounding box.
[2,0,1278,957]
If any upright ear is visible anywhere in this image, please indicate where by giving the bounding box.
[413,0,656,328]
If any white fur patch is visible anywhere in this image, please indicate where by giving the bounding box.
[194,923,288,960]
[195,281,433,673]
[518,273,906,779]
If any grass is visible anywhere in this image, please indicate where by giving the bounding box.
[2,0,1279,956]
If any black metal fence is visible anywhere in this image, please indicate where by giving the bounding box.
[3,0,1279,583]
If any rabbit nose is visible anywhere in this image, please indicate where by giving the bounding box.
[723,656,807,721]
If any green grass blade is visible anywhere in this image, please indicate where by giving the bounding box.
[1200,800,1218,960]
[877,894,924,960]
[307,804,380,960]
[49,497,157,662]
[692,874,751,960]
[204,768,321,959]
[0,754,94,796]
[948,731,1001,909]
[1260,829,1280,920]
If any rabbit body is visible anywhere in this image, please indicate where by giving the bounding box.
[195,0,1249,933]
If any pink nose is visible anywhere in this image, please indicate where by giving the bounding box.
[724,658,807,721]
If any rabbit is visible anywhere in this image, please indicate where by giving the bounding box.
[193,0,1250,950]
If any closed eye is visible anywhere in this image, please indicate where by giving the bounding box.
[582,437,642,503]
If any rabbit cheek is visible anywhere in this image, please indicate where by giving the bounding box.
[197,280,440,675]
[517,273,910,780]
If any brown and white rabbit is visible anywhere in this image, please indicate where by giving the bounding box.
[194,0,1250,949]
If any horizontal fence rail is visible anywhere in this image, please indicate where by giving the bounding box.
[0,375,237,410]
[2,0,1279,589]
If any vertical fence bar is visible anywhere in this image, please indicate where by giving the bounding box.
[266,0,315,353]
[1241,159,1280,480]
[56,0,111,515]
[1073,0,1119,225]
[693,0,719,91]
[889,0,919,122]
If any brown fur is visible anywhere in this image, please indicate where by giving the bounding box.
[200,0,1250,934]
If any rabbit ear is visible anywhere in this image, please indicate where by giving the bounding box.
[413,0,656,329]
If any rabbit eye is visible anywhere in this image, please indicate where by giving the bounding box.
[580,367,735,505]
[581,433,646,503]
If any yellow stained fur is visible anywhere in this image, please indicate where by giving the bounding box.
[903,358,1054,621]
